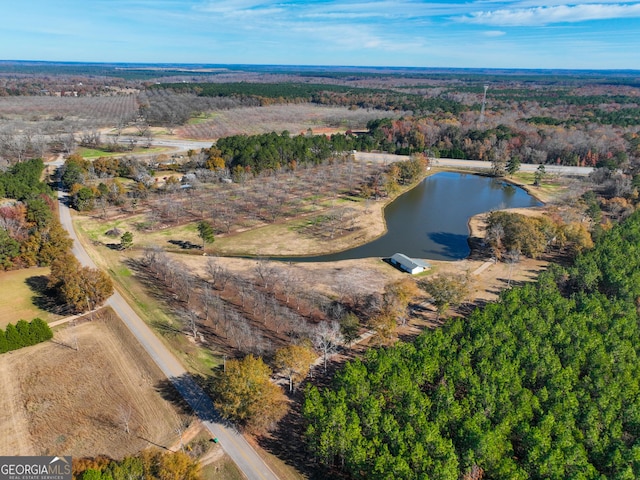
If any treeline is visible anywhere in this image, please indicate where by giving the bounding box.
[72,450,200,480]
[303,210,640,479]
[0,158,51,200]
[355,116,636,170]
[0,159,72,270]
[0,318,52,354]
[154,81,362,101]
[214,131,353,174]
[149,82,465,115]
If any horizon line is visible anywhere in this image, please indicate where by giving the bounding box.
[1,59,639,75]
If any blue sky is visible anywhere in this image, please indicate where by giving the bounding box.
[0,0,638,69]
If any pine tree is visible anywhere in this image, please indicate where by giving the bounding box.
[15,319,34,346]
[4,323,23,351]
[196,221,215,251]
[0,329,7,353]
[29,318,53,343]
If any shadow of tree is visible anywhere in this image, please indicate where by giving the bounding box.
[155,377,194,417]
[25,275,66,314]
[168,239,202,250]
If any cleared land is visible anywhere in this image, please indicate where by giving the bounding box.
[0,308,186,458]
[0,267,63,328]
[176,104,397,139]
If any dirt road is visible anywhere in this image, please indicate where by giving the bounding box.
[54,172,279,479]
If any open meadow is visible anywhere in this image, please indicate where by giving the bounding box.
[176,104,398,139]
[0,267,63,328]
[0,308,188,458]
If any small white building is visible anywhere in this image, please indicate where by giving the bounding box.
[390,253,430,274]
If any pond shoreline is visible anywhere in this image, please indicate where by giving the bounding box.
[218,169,542,263]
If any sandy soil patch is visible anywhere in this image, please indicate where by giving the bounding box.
[0,309,184,458]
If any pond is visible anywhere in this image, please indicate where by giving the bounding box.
[278,171,542,262]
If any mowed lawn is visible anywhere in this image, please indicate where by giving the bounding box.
[0,267,62,328]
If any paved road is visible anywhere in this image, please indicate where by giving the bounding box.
[53,160,279,480]
[355,152,595,176]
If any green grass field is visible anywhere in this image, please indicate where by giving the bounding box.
[510,171,566,203]
[0,267,62,328]
[78,146,168,159]
[188,112,220,125]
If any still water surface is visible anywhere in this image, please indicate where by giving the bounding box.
[279,172,542,262]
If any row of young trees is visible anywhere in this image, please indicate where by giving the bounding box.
[303,209,640,479]
[0,318,52,354]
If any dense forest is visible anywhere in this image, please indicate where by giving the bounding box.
[0,158,72,270]
[139,79,640,171]
[152,81,465,115]
[304,210,640,479]
[214,131,350,174]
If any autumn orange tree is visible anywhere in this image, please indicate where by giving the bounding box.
[210,355,287,433]
[274,343,317,392]
[49,253,114,313]
[72,450,200,480]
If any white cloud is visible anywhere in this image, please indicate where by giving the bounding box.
[483,30,507,36]
[456,3,640,26]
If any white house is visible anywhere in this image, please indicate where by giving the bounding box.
[389,253,430,274]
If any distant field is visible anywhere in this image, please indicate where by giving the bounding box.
[0,267,62,328]
[177,104,398,139]
[0,95,138,124]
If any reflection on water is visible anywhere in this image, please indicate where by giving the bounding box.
[277,172,541,262]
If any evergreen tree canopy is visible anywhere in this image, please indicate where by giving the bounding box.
[304,210,640,479]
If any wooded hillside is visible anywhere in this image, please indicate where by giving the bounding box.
[304,210,640,479]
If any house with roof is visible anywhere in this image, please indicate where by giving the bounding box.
[389,253,430,274]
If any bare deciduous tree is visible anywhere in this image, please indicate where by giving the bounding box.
[118,404,134,435]
[183,309,200,341]
[312,321,343,372]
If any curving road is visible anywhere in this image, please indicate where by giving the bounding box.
[53,158,278,480]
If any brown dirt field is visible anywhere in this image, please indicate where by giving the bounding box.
[0,309,185,458]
